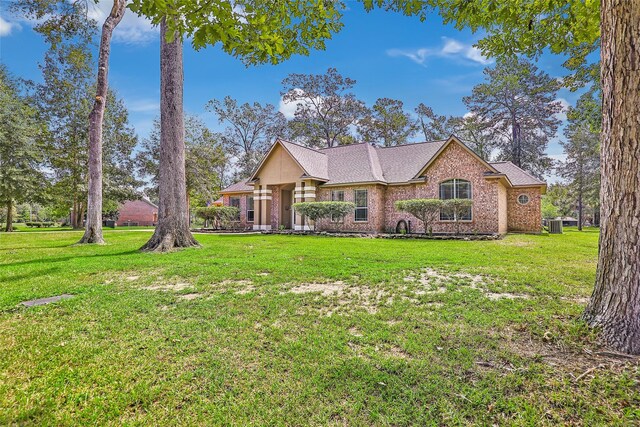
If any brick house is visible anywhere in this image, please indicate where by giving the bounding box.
[116,199,158,226]
[220,136,546,234]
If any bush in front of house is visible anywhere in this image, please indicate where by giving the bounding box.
[395,199,443,235]
[292,201,355,228]
[442,199,474,235]
[195,206,240,229]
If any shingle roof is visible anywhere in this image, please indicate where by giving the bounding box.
[489,161,546,186]
[220,181,253,194]
[279,140,329,180]
[243,138,546,189]
[318,143,386,184]
[374,140,447,183]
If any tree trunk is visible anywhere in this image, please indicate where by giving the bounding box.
[5,200,13,232]
[577,192,583,231]
[79,0,126,245]
[141,18,199,252]
[583,1,640,355]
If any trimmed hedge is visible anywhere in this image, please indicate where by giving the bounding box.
[292,201,355,224]
[25,222,56,228]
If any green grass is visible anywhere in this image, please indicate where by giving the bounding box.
[1,229,638,425]
[5,224,155,233]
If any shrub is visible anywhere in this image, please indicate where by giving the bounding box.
[195,206,240,229]
[442,199,474,234]
[395,199,443,235]
[292,201,355,229]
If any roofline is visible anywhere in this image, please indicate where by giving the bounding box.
[413,135,500,179]
[319,180,388,188]
[248,139,310,182]
[219,189,253,194]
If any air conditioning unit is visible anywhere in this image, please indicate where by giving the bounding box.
[549,220,563,234]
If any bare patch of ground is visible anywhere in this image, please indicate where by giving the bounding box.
[290,282,346,296]
[404,268,530,301]
[236,285,256,295]
[178,293,202,301]
[287,282,389,315]
[142,282,192,292]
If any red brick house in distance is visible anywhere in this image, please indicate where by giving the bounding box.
[220,136,546,234]
[116,199,158,227]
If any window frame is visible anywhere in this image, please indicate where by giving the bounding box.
[517,194,530,205]
[246,195,254,222]
[331,190,345,222]
[354,189,368,222]
[229,196,241,221]
[438,179,473,222]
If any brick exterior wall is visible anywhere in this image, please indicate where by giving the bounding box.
[316,184,386,233]
[222,141,543,234]
[507,187,542,233]
[222,193,253,229]
[116,200,158,226]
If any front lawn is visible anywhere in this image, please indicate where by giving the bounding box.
[0,229,638,425]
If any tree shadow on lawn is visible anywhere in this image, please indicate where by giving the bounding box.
[0,249,140,269]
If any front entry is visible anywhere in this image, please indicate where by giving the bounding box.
[280,186,293,229]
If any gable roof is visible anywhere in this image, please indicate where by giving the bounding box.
[219,181,253,194]
[228,136,546,191]
[488,161,546,187]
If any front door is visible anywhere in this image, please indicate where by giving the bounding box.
[280,188,292,229]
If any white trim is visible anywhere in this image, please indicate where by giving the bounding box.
[294,186,316,191]
[294,224,314,231]
[253,224,272,231]
[253,189,272,195]
[517,193,530,205]
[254,196,272,201]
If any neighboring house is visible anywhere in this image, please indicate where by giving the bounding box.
[220,136,546,234]
[116,199,158,226]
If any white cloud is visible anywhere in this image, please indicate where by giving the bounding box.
[0,16,20,37]
[87,1,157,45]
[278,88,322,119]
[387,37,492,66]
[127,99,160,113]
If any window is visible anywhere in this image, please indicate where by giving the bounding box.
[354,189,368,222]
[517,194,530,205]
[331,190,344,222]
[229,197,241,221]
[246,196,254,222]
[439,179,472,221]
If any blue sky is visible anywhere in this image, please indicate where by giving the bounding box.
[1,2,581,178]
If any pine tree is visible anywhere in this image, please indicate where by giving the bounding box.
[464,58,562,177]
[0,66,46,232]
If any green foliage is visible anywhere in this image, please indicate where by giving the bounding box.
[364,1,600,89]
[0,66,47,231]
[136,115,227,203]
[292,201,355,224]
[442,198,474,234]
[464,58,561,176]
[282,68,367,148]
[541,197,560,220]
[128,0,345,65]
[358,98,417,146]
[195,206,240,228]
[395,199,443,234]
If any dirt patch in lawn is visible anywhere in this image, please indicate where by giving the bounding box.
[404,268,530,301]
[142,282,192,292]
[288,282,389,315]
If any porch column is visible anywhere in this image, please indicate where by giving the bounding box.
[253,185,272,231]
[294,180,316,231]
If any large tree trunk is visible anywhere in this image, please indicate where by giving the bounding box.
[79,0,126,244]
[583,1,640,354]
[5,200,13,232]
[141,18,199,252]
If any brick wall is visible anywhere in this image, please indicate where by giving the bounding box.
[507,187,542,232]
[116,200,158,226]
[222,193,252,229]
[316,184,386,232]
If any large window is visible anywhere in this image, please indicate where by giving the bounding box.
[354,189,368,222]
[439,179,472,221]
[246,196,254,222]
[331,190,345,222]
[229,197,241,221]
